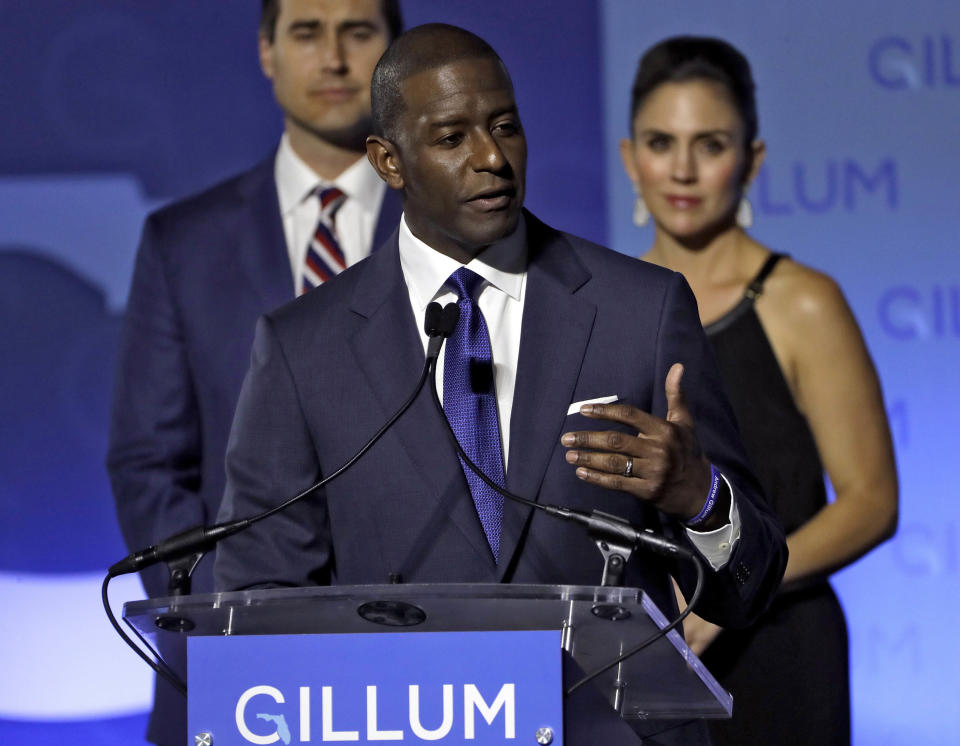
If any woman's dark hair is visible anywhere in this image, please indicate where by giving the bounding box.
[629,36,758,145]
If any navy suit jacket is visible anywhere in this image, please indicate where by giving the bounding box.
[214,212,786,630]
[106,154,402,744]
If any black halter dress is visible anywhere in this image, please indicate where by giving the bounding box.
[701,253,850,745]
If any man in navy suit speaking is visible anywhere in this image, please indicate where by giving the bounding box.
[215,23,787,742]
[106,2,404,743]
[215,21,786,633]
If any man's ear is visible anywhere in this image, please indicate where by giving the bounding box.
[366,135,405,190]
[258,32,275,80]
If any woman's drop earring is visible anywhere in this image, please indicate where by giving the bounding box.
[633,192,650,227]
[736,196,753,228]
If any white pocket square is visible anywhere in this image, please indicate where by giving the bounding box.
[567,395,619,416]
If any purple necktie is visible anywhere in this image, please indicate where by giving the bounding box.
[443,267,505,560]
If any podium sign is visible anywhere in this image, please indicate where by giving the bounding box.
[188,630,563,745]
[126,584,731,741]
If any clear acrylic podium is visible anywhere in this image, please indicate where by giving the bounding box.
[123,583,731,740]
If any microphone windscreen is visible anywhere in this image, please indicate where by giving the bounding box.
[424,302,444,337]
[439,303,460,337]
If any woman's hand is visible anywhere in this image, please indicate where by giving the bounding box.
[683,612,724,656]
[673,577,724,656]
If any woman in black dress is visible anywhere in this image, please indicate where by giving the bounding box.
[618,37,898,745]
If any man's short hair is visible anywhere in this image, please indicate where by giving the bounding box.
[370,24,507,141]
[259,0,404,43]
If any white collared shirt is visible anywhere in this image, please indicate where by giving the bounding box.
[275,133,387,287]
[397,213,740,568]
[399,213,526,470]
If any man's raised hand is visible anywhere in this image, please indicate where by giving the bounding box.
[561,363,718,524]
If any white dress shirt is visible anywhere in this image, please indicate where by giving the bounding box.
[397,214,740,568]
[275,133,387,287]
[399,213,526,469]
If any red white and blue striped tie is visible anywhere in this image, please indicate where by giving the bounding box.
[300,186,347,295]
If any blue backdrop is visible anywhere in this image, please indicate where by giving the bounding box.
[0,1,955,744]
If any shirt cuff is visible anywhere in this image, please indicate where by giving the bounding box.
[683,474,741,570]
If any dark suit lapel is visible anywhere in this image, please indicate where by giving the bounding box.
[497,214,596,580]
[235,159,403,310]
[346,239,497,568]
[371,188,403,252]
[235,155,294,310]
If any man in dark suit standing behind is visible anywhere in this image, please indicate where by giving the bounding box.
[215,24,787,743]
[106,2,403,743]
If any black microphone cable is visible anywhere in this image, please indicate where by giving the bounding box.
[424,338,707,698]
[101,574,186,696]
[102,302,462,697]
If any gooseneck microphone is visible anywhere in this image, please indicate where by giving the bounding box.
[107,302,461,581]
[102,303,463,697]
[425,301,461,360]
[422,323,706,697]
[423,342,694,566]
[105,298,702,703]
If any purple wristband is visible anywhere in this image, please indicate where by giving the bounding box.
[685,464,722,528]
